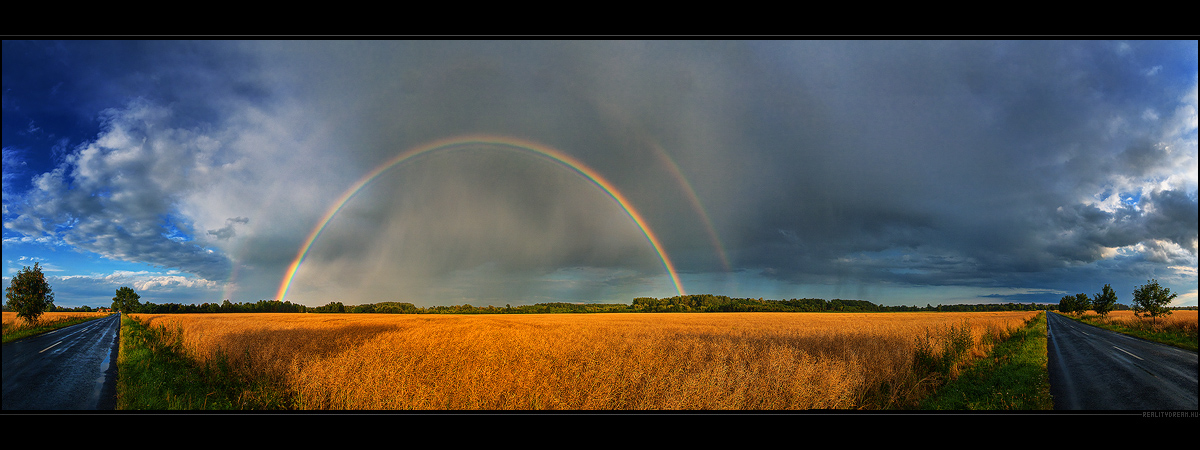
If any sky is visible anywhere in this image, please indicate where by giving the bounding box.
[3,40,1196,309]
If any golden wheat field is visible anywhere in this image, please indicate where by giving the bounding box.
[1089,310,1198,336]
[2,311,110,336]
[129,310,1040,410]
[1100,310,1198,326]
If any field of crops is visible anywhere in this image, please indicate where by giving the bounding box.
[1078,309,1198,349]
[2,311,111,340]
[1095,310,1198,329]
[126,311,1038,409]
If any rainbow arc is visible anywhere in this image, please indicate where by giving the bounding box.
[276,135,685,302]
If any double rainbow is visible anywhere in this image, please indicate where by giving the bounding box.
[275,135,685,302]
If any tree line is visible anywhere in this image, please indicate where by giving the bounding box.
[5,261,1181,322]
[112,285,1188,317]
[1058,279,1180,324]
[134,298,309,314]
[300,295,1054,315]
[81,293,1058,315]
[305,301,632,314]
[628,294,1053,313]
[107,284,311,314]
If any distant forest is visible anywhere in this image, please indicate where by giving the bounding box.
[75,294,1143,315]
[17,293,1198,315]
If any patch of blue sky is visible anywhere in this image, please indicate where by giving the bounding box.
[53,216,79,233]
[159,213,194,243]
[3,239,158,277]
[1121,191,1142,207]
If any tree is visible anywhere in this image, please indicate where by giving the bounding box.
[314,301,344,313]
[1091,284,1118,317]
[1060,294,1089,314]
[112,286,141,314]
[5,263,55,324]
[1131,279,1176,325]
[1074,293,1092,315]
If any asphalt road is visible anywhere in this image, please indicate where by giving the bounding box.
[1047,311,1198,410]
[2,313,121,410]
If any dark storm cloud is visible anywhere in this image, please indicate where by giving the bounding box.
[702,41,1196,291]
[3,40,266,128]
[1046,189,1197,263]
[4,40,1195,306]
[1143,189,1200,248]
[262,41,761,274]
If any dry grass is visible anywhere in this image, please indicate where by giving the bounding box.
[130,311,1039,410]
[1082,310,1198,348]
[1096,310,1198,329]
[2,311,111,337]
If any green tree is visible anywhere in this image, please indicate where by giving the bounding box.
[112,286,142,314]
[5,263,55,324]
[314,301,344,313]
[1131,279,1176,325]
[1074,293,1091,315]
[1091,284,1118,317]
[1057,293,1091,316]
[1058,295,1079,315]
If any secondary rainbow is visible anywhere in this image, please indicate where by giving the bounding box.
[650,142,731,272]
[275,135,685,302]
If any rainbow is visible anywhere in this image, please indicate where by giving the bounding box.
[275,135,685,302]
[650,143,731,272]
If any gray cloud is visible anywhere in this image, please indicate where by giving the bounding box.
[207,216,249,240]
[3,100,233,281]
[705,41,1197,286]
[4,40,1195,306]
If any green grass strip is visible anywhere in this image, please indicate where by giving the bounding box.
[917,312,1053,410]
[116,315,293,410]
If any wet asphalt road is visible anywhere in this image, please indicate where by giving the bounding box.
[2,313,121,410]
[1047,311,1198,410]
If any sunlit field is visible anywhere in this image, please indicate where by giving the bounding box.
[2,311,111,340]
[1079,310,1198,349]
[1099,310,1197,328]
[129,311,1039,410]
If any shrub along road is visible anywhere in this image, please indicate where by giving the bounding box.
[2,313,121,410]
[1047,311,1197,410]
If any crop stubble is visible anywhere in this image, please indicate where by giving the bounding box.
[130,311,1039,409]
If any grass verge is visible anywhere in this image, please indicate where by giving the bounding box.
[116,314,293,410]
[1072,313,1197,352]
[916,312,1053,410]
[2,313,113,344]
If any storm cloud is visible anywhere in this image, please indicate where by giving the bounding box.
[3,40,1195,307]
